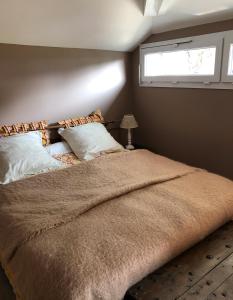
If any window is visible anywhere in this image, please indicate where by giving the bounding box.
[222,32,233,83]
[228,44,233,75]
[144,47,216,77]
[140,30,233,89]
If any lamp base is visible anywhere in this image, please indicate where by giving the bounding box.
[125,144,135,150]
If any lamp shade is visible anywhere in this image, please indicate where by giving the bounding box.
[120,114,138,129]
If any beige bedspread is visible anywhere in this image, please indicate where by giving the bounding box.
[0,150,232,300]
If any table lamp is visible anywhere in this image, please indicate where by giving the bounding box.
[120,114,138,150]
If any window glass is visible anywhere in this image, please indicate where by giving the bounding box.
[228,44,233,75]
[144,47,216,77]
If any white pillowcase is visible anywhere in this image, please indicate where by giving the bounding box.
[58,122,124,160]
[0,131,63,184]
[46,141,72,156]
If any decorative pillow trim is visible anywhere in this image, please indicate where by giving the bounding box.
[0,121,49,146]
[58,109,104,128]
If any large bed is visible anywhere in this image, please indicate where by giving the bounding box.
[0,149,232,300]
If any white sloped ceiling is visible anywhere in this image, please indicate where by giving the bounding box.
[0,0,152,51]
[151,0,233,34]
[0,0,233,52]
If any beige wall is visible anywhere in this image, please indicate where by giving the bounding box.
[1,19,232,179]
[0,44,132,124]
[132,19,233,179]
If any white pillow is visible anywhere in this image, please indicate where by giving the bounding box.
[46,141,72,156]
[58,122,124,160]
[0,131,63,184]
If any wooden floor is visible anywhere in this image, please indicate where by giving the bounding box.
[126,221,233,300]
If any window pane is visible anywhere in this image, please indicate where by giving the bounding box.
[144,47,216,77]
[228,44,233,75]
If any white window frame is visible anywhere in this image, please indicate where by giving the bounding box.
[222,31,233,82]
[139,30,233,90]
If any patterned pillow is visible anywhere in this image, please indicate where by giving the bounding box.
[53,153,80,166]
[58,109,104,128]
[0,121,49,146]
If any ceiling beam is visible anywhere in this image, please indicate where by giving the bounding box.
[144,0,163,16]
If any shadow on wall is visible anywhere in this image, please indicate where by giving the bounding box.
[0,44,132,124]
[133,0,144,14]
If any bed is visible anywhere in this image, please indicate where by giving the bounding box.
[0,149,232,300]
